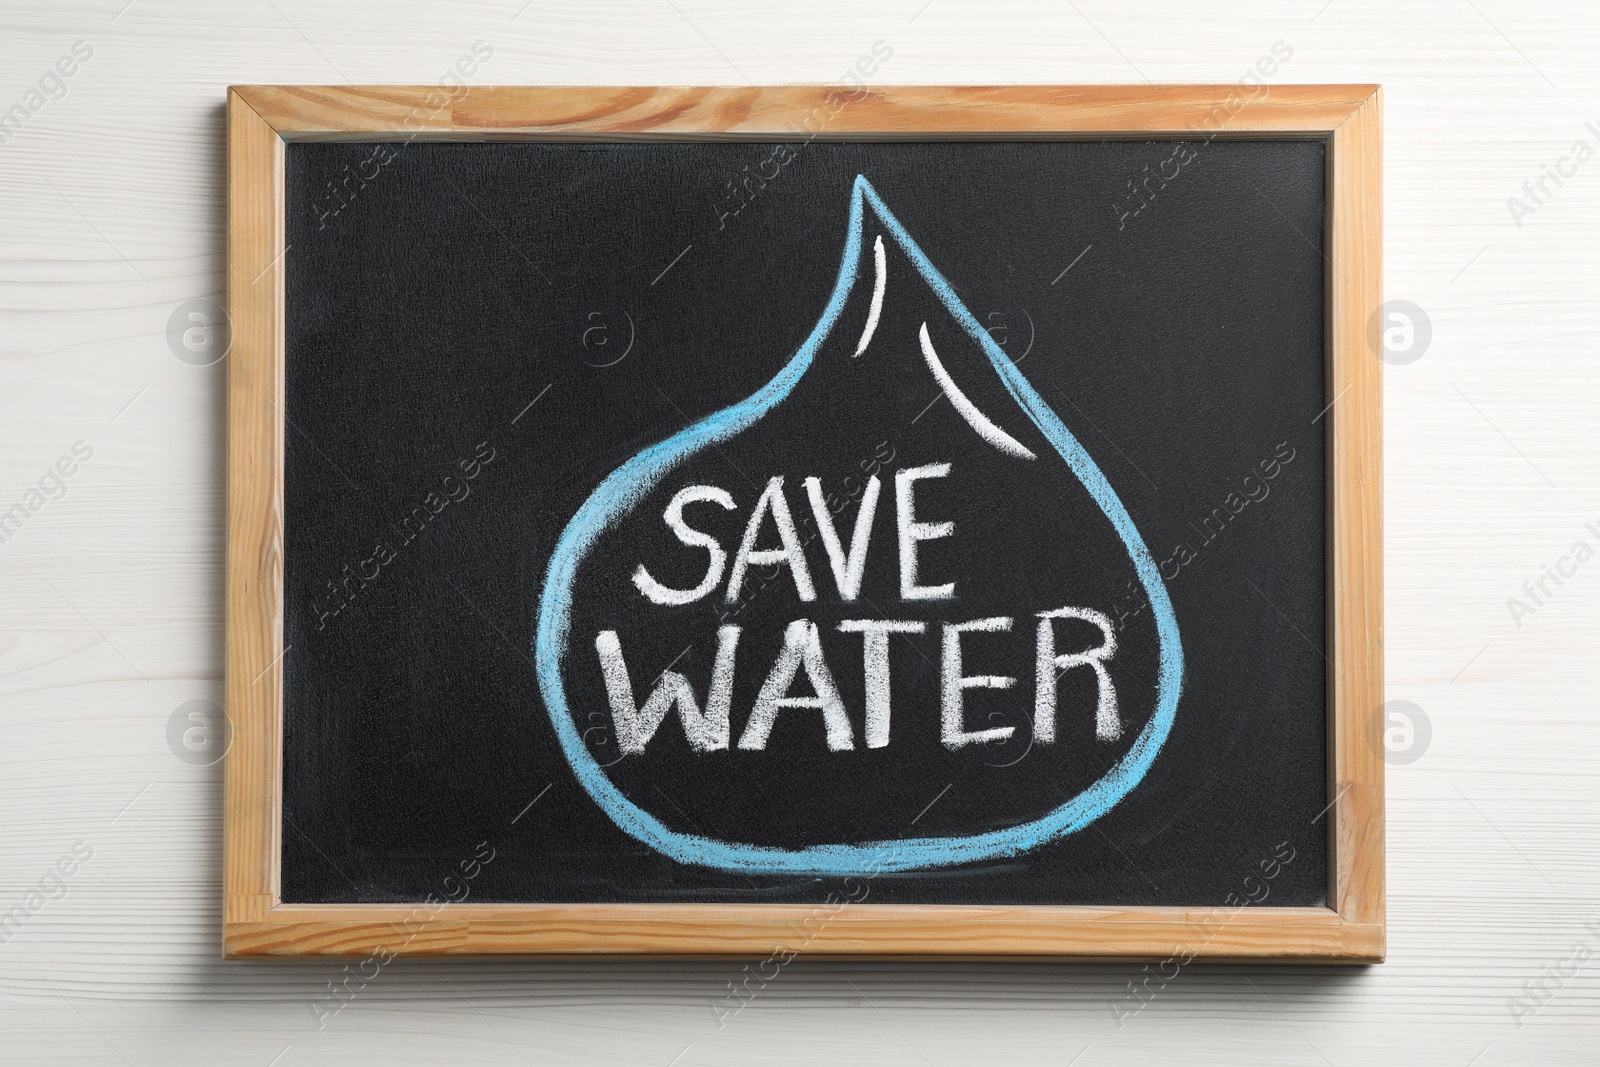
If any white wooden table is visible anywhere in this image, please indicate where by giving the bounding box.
[2,1,1597,1063]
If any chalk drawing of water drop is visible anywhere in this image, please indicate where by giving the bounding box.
[536,175,1183,876]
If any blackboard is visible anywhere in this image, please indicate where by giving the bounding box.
[279,136,1329,909]
[224,83,1383,959]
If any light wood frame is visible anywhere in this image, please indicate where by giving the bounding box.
[226,85,1383,960]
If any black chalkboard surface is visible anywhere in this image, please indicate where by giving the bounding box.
[281,138,1327,908]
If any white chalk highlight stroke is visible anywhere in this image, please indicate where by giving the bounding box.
[917,322,1037,460]
[852,235,887,357]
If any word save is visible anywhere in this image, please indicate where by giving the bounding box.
[595,462,1120,755]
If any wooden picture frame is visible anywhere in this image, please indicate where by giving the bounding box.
[225,85,1383,959]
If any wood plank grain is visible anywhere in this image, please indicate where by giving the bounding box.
[233,84,1381,139]
[224,909,1382,960]
[223,88,284,932]
[1328,88,1385,943]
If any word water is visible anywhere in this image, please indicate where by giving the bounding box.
[594,462,1120,755]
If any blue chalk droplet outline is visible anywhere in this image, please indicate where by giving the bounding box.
[534,176,1184,874]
